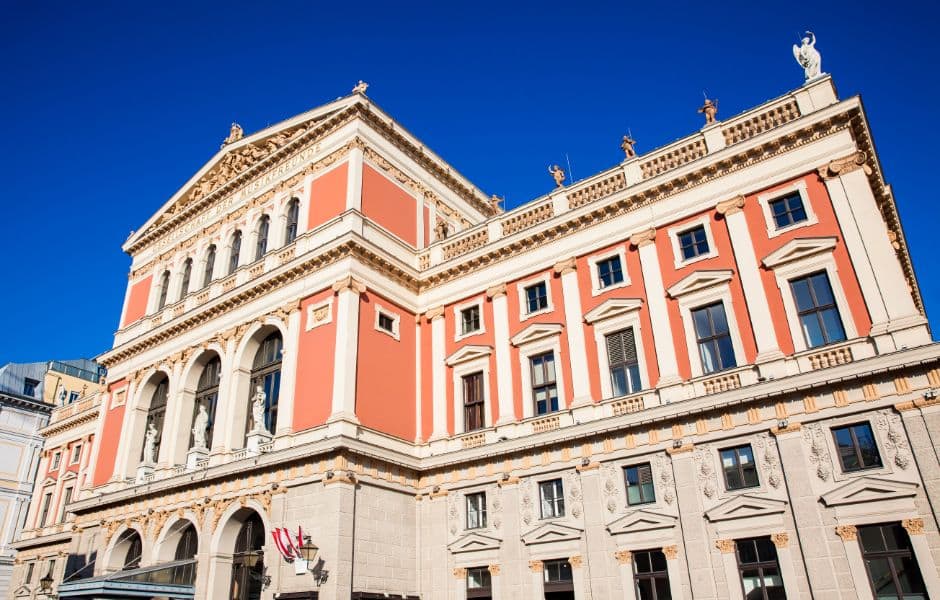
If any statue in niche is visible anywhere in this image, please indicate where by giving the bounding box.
[620,134,637,159]
[251,385,269,435]
[793,31,823,80]
[699,98,718,125]
[192,403,209,450]
[548,164,566,187]
[58,388,68,405]
[434,219,450,240]
[143,422,158,464]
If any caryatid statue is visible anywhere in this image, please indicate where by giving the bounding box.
[548,164,566,188]
[192,403,209,450]
[251,384,269,435]
[620,134,637,159]
[143,422,158,464]
[793,31,823,80]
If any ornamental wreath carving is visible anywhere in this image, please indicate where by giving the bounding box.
[519,478,534,526]
[654,454,677,505]
[693,447,718,499]
[566,471,584,519]
[601,464,621,514]
[877,412,912,469]
[802,424,832,481]
[754,436,783,489]
[491,485,503,530]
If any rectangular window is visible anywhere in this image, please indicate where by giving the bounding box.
[59,487,73,522]
[858,523,927,599]
[38,493,52,527]
[692,302,736,374]
[736,538,786,600]
[466,566,492,599]
[461,305,481,335]
[466,492,487,529]
[606,328,641,396]
[71,444,82,464]
[790,272,846,348]
[378,312,395,333]
[832,423,882,472]
[23,378,38,397]
[720,445,759,490]
[50,452,61,470]
[539,479,565,519]
[530,352,559,415]
[678,225,710,260]
[543,559,574,593]
[25,562,34,584]
[462,372,485,432]
[624,463,655,505]
[524,282,549,313]
[769,192,807,229]
[633,549,672,600]
[597,256,624,288]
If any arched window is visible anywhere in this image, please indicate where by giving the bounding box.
[254,215,270,261]
[229,231,242,275]
[229,513,265,600]
[171,523,198,584]
[203,245,216,288]
[157,271,171,310]
[191,356,221,450]
[249,332,282,434]
[284,199,300,245]
[118,530,142,570]
[180,258,193,298]
[141,376,169,462]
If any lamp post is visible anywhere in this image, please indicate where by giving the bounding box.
[38,572,56,598]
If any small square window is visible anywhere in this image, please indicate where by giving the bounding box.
[596,256,624,289]
[23,378,39,397]
[832,422,882,472]
[378,313,394,333]
[624,463,655,505]
[678,225,710,260]
[68,391,80,403]
[525,282,549,314]
[769,192,808,229]
[374,306,400,340]
[539,479,565,519]
[461,305,481,336]
[466,492,487,529]
[720,445,759,490]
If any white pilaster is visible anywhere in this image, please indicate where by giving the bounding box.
[329,277,364,422]
[554,259,592,406]
[716,197,784,366]
[157,360,184,468]
[570,556,586,598]
[299,173,314,236]
[615,552,637,600]
[663,546,685,600]
[773,537,801,600]
[836,526,868,597]
[345,145,364,212]
[630,229,682,390]
[429,307,448,440]
[905,520,940,598]
[529,561,544,600]
[716,541,743,600]
[489,565,502,600]
[415,318,423,443]
[488,285,516,425]
[275,304,302,438]
[211,338,237,456]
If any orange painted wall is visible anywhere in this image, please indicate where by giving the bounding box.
[308,163,348,230]
[507,270,573,418]
[361,165,418,247]
[576,241,661,398]
[443,294,499,434]
[122,275,152,327]
[744,173,872,351]
[356,292,416,440]
[92,381,127,487]
[292,290,337,432]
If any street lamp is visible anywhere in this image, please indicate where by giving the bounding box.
[38,573,56,598]
[299,537,319,564]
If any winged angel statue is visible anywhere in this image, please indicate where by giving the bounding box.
[793,32,823,80]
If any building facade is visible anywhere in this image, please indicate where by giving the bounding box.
[16,62,940,599]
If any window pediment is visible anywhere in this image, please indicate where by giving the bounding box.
[510,323,563,347]
[447,532,502,553]
[704,494,788,522]
[520,522,583,546]
[584,298,644,324]
[666,270,734,298]
[445,345,493,367]
[820,476,919,507]
[761,236,837,268]
[60,470,78,481]
[606,509,677,536]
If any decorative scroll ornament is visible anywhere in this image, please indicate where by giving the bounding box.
[792,31,823,80]
[877,412,912,469]
[803,424,832,481]
[693,447,717,499]
[655,454,677,505]
[755,436,783,489]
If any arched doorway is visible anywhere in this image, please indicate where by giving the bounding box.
[229,512,265,600]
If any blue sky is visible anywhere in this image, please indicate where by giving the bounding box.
[1,1,937,363]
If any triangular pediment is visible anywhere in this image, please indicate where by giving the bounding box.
[520,522,584,546]
[13,585,31,597]
[762,237,837,268]
[607,509,677,535]
[584,298,644,324]
[61,470,78,481]
[446,345,493,366]
[511,323,563,347]
[705,494,788,522]
[821,476,919,507]
[667,270,734,298]
[41,477,56,487]
[447,531,502,553]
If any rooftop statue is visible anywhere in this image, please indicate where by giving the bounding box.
[489,194,504,211]
[699,98,718,125]
[222,122,244,147]
[548,164,566,188]
[793,31,823,81]
[621,134,637,159]
[352,80,369,95]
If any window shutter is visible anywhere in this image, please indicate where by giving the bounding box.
[606,328,637,365]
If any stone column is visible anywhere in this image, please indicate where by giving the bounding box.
[320,473,357,599]
[669,446,716,598]
[298,173,314,238]
[428,306,448,440]
[528,560,544,600]
[715,540,742,600]
[569,555,587,599]
[630,229,682,393]
[770,533,801,599]
[210,335,238,457]
[662,545,685,600]
[25,452,50,527]
[497,479,525,599]
[615,550,637,600]
[715,197,783,366]
[903,518,940,597]
[415,318,423,443]
[895,401,940,533]
[488,285,516,425]
[275,303,302,438]
[835,525,867,596]
[577,465,608,593]
[157,359,185,468]
[453,567,468,600]
[554,259,592,406]
[345,142,364,212]
[488,564,502,600]
[329,276,365,423]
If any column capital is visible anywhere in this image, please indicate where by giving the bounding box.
[487,564,501,575]
[629,228,656,248]
[666,443,695,455]
[817,151,872,180]
[331,276,366,295]
[614,549,632,564]
[770,532,789,548]
[715,195,746,216]
[528,559,543,572]
[771,422,802,436]
[553,257,577,275]
[568,555,583,569]
[662,545,679,560]
[715,539,736,553]
[425,306,445,321]
[835,524,858,541]
[902,518,925,536]
[453,567,467,579]
[486,283,507,299]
